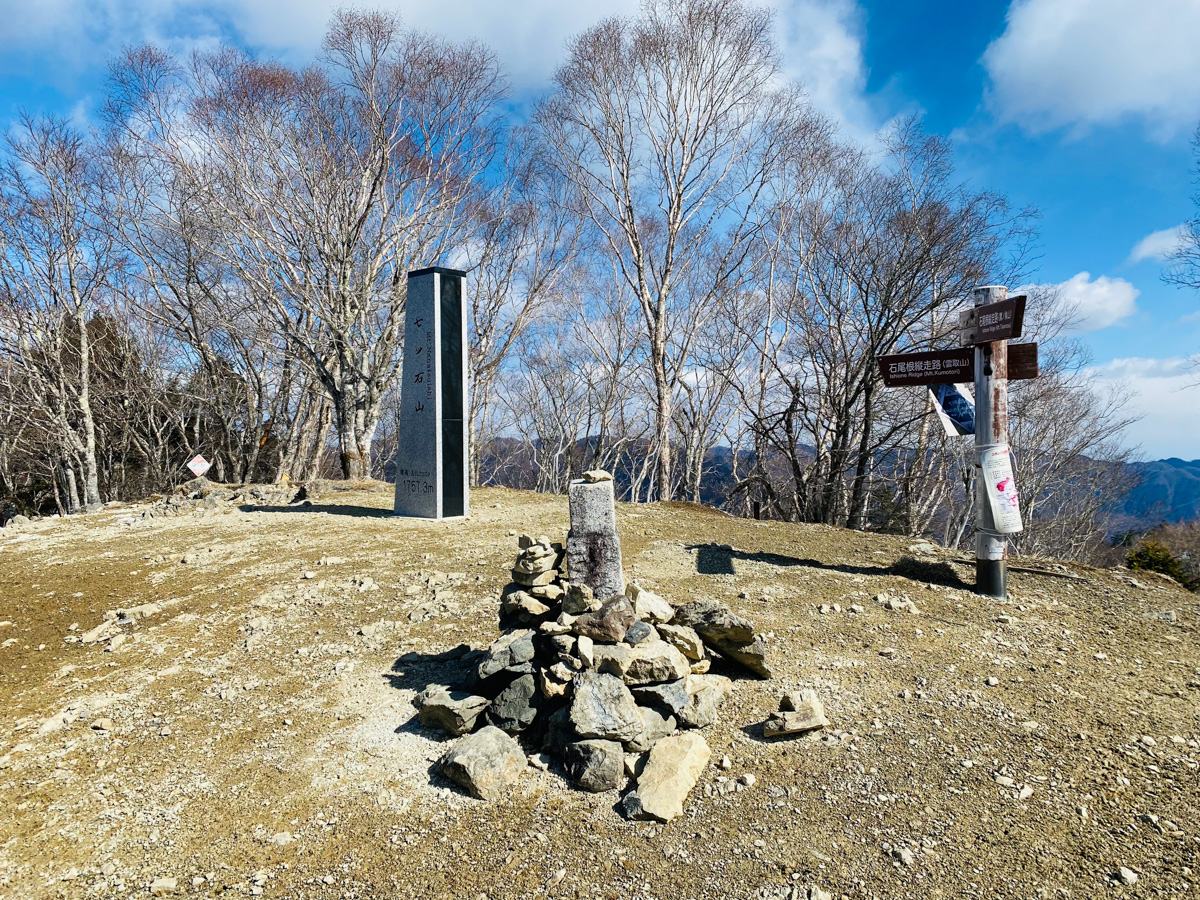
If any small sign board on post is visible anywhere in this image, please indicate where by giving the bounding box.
[959,295,1026,345]
[187,455,211,478]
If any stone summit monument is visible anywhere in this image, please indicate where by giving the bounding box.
[394,266,469,519]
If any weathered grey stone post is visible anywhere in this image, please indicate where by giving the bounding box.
[566,472,625,600]
[393,267,469,519]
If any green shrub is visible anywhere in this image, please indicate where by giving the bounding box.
[1127,539,1199,591]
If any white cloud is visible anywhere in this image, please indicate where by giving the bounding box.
[0,0,642,94]
[982,0,1200,137]
[1182,310,1200,324]
[773,0,887,141]
[1085,356,1199,459]
[1033,271,1140,332]
[0,0,887,133]
[1129,225,1187,263]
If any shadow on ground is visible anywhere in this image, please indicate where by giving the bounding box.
[686,543,972,589]
[239,503,394,518]
[383,645,482,696]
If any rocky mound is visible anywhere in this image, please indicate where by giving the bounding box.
[412,472,823,819]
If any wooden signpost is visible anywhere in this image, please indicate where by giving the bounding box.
[878,286,1038,600]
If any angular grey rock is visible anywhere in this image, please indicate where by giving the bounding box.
[712,633,771,679]
[656,624,706,661]
[572,596,635,644]
[477,630,537,681]
[562,582,598,616]
[547,634,576,659]
[415,687,490,736]
[438,726,526,800]
[566,478,625,600]
[541,705,577,754]
[486,674,540,733]
[569,671,642,742]
[563,739,624,791]
[581,469,613,483]
[672,599,755,643]
[623,620,657,645]
[499,589,551,623]
[676,674,733,729]
[766,688,828,736]
[593,642,632,678]
[622,641,691,686]
[576,634,596,667]
[631,680,690,718]
[672,599,770,678]
[619,731,710,822]
[628,584,675,624]
[625,706,676,753]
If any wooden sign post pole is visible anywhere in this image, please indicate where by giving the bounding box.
[877,285,1032,600]
[973,285,1009,599]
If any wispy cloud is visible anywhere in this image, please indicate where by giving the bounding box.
[1026,271,1140,332]
[981,0,1200,138]
[1085,356,1198,458]
[1128,225,1187,264]
[0,0,887,128]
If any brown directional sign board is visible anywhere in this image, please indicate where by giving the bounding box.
[959,295,1027,344]
[1008,341,1039,380]
[878,348,974,386]
[879,343,1039,386]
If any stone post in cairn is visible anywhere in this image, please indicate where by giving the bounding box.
[566,470,625,600]
[393,266,469,520]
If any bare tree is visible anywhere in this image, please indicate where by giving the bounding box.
[0,115,122,510]
[467,134,581,485]
[536,0,821,500]
[107,10,507,478]
[731,118,1036,526]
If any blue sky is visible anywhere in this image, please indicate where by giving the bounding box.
[1,0,1197,458]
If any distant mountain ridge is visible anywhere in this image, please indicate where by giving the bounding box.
[1123,458,1200,525]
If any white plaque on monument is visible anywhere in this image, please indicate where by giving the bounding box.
[393,267,469,519]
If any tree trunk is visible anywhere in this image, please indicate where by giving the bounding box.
[61,457,81,514]
[337,398,378,480]
[652,340,672,502]
[75,315,102,508]
[847,382,876,530]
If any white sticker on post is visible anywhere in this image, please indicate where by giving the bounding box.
[979,445,1023,534]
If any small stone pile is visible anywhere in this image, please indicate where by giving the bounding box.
[417,470,772,821]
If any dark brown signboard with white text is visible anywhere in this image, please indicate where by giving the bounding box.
[879,343,1039,387]
[878,349,974,386]
[959,295,1027,344]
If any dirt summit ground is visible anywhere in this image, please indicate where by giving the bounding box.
[0,483,1197,900]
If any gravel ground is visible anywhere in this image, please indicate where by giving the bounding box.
[0,484,1196,900]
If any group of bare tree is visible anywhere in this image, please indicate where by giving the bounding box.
[0,0,1143,562]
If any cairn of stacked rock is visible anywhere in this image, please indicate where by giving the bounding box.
[420,470,773,820]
